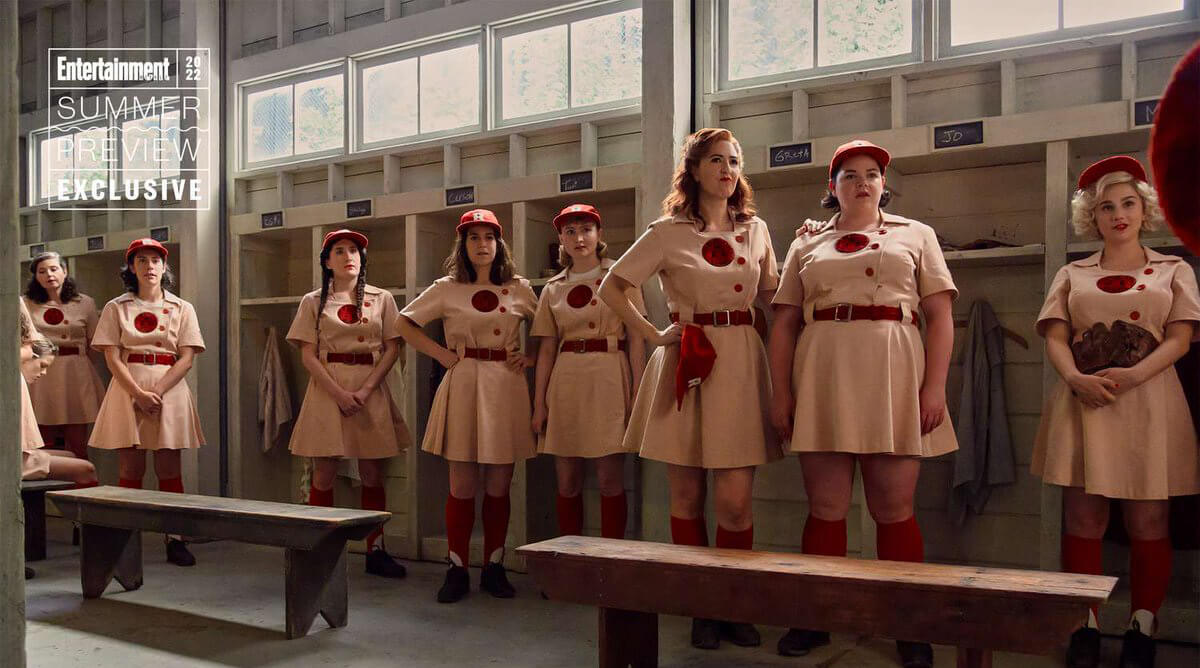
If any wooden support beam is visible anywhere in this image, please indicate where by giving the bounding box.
[1000,60,1017,115]
[443,144,461,187]
[329,0,346,35]
[146,0,163,48]
[327,163,345,202]
[106,0,123,49]
[792,89,809,140]
[1121,40,1137,101]
[508,134,527,178]
[277,0,293,48]
[278,171,294,208]
[1040,140,1069,571]
[36,8,52,110]
[890,75,907,129]
[580,122,598,168]
[384,0,402,21]
[383,154,402,194]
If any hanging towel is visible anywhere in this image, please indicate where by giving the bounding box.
[258,326,293,452]
[951,300,1016,525]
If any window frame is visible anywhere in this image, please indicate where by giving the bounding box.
[491,0,643,129]
[351,30,485,154]
[716,0,924,91]
[30,119,115,205]
[937,0,1198,58]
[238,61,349,172]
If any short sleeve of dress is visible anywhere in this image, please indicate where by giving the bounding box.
[177,301,206,352]
[83,296,99,341]
[756,219,780,291]
[380,292,403,341]
[401,281,446,327]
[515,279,538,320]
[90,301,121,350]
[1167,263,1200,326]
[1036,266,1073,337]
[772,240,805,308]
[529,289,558,338]
[285,295,319,346]
[917,225,958,300]
[610,226,665,287]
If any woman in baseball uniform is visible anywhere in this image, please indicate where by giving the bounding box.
[89,238,205,567]
[23,252,106,459]
[397,209,537,603]
[531,204,646,540]
[1033,156,1200,668]
[768,140,957,667]
[599,128,780,650]
[286,228,412,579]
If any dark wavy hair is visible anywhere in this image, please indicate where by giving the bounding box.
[121,255,175,293]
[821,160,893,210]
[316,238,368,355]
[25,252,80,303]
[444,227,517,285]
[662,128,757,229]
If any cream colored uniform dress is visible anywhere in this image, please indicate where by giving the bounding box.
[88,291,205,450]
[19,297,50,478]
[285,285,411,458]
[773,212,959,457]
[1033,248,1200,499]
[402,276,538,464]
[531,259,646,457]
[610,214,781,469]
[23,295,106,425]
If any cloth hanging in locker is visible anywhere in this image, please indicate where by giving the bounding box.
[257,326,294,452]
[951,299,1016,525]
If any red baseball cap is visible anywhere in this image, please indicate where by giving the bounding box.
[322,229,368,252]
[675,325,717,410]
[829,139,890,181]
[1077,156,1147,191]
[125,238,168,263]
[1150,41,1200,255]
[457,208,502,235]
[552,204,602,231]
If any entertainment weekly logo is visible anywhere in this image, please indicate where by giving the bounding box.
[46,48,211,211]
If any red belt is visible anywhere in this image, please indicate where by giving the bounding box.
[57,346,80,356]
[559,339,628,354]
[126,353,177,366]
[326,353,374,365]
[810,304,918,326]
[670,309,754,327]
[463,347,508,361]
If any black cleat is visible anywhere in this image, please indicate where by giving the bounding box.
[165,538,196,567]
[436,565,470,603]
[777,628,830,656]
[690,618,720,650]
[1066,627,1102,668]
[896,640,934,668]
[480,562,516,598]
[1119,627,1156,668]
[720,621,762,647]
[364,547,407,578]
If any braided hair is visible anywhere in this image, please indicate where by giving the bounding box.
[315,238,368,355]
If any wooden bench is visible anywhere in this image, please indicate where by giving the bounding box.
[518,536,1117,668]
[47,486,390,639]
[21,480,74,561]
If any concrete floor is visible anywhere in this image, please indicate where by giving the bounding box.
[23,522,1200,668]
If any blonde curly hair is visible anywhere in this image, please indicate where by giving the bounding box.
[1070,170,1165,240]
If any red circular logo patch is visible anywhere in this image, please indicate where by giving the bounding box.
[471,290,499,313]
[566,285,593,309]
[42,308,64,326]
[134,312,158,333]
[1096,275,1136,294]
[834,233,870,254]
[701,238,735,267]
[336,304,359,324]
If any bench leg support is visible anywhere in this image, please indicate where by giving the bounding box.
[599,608,657,668]
[23,491,47,562]
[80,525,143,598]
[956,646,993,668]
[284,535,348,639]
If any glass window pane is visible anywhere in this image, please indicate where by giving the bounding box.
[501,25,567,119]
[75,127,108,187]
[818,0,912,66]
[420,45,480,133]
[1063,0,1183,27]
[362,58,418,144]
[41,135,74,198]
[571,9,642,107]
[949,0,1057,45]
[160,108,181,178]
[246,85,293,164]
[726,0,813,81]
[294,74,344,155]
[121,116,159,181]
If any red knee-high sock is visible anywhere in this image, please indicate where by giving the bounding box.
[802,515,847,557]
[482,493,510,564]
[157,477,184,494]
[669,515,708,547]
[446,494,475,567]
[361,485,387,551]
[600,492,627,539]
[876,515,924,563]
[1062,533,1104,620]
[308,484,334,507]
[118,477,143,489]
[556,493,584,536]
[1130,538,1172,616]
[716,525,754,550]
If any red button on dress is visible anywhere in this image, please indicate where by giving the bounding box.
[364,301,372,307]
[870,243,880,250]
[361,317,368,323]
[1137,285,1146,291]
[595,279,602,286]
[734,284,744,292]
[493,329,501,335]
[358,336,365,342]
[588,322,596,328]
[62,319,70,325]
[502,289,509,295]
[878,229,887,235]
[162,309,169,314]
[158,326,165,332]
[735,235,745,243]
[1144,268,1154,275]
[499,306,507,313]
[737,257,746,265]
[1131,311,1141,320]
[337,305,359,323]
[590,299,598,306]
[865,268,875,277]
